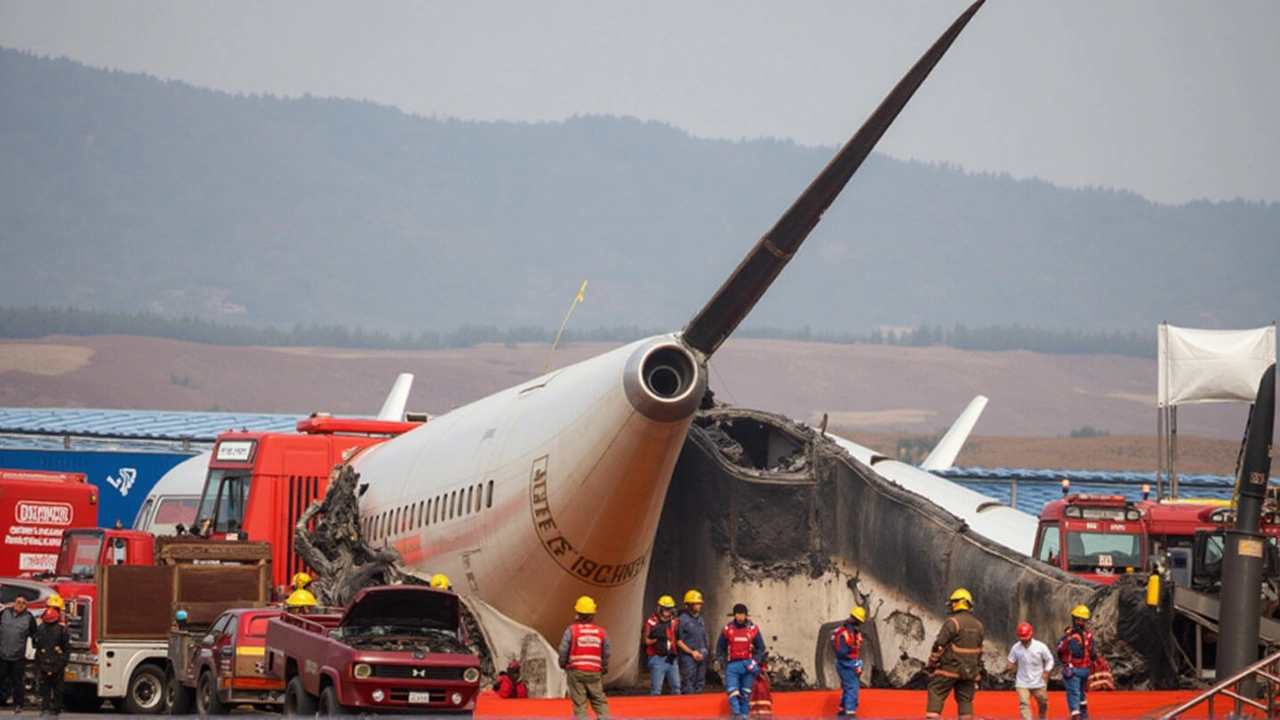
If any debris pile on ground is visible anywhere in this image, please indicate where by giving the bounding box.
[292,464,499,682]
[292,464,417,607]
[1086,573,1179,689]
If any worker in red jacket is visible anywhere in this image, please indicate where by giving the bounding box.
[495,661,529,698]
[1058,605,1097,720]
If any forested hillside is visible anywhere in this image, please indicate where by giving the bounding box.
[2,48,1276,335]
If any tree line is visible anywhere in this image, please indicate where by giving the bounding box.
[0,306,1156,357]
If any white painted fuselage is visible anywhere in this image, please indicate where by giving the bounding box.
[351,336,705,685]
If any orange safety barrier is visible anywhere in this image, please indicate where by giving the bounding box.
[476,688,1210,718]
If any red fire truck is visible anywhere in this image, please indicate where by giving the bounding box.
[191,414,420,595]
[43,414,420,713]
[0,469,98,578]
[1033,492,1148,584]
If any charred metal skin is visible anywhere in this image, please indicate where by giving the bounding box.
[645,407,1179,690]
[1216,364,1276,680]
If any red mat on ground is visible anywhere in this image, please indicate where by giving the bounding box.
[476,688,1208,718]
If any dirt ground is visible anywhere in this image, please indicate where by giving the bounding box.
[0,334,1250,473]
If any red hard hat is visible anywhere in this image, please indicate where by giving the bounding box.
[1016,622,1033,639]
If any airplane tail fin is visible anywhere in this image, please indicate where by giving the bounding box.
[376,373,415,421]
[681,0,986,358]
[920,395,988,471]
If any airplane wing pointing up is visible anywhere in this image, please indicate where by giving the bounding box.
[680,0,987,359]
[920,395,989,471]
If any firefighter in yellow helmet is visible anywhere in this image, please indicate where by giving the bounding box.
[430,573,452,591]
[35,593,70,715]
[285,588,318,614]
[558,597,611,718]
[834,606,866,716]
[924,589,985,720]
[676,589,710,693]
[643,595,680,695]
[1058,605,1097,720]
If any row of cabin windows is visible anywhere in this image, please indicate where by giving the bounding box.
[364,480,495,543]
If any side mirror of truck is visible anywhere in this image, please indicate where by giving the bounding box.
[111,537,128,565]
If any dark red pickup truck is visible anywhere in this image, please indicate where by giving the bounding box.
[265,585,482,716]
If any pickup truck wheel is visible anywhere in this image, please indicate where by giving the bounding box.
[165,666,193,715]
[285,676,318,716]
[197,669,230,718]
[124,664,167,715]
[318,685,345,716]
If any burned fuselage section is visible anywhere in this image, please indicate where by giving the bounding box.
[643,406,1177,690]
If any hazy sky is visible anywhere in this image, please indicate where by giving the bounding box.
[2,1,1277,205]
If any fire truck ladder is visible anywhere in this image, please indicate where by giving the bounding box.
[1159,648,1280,719]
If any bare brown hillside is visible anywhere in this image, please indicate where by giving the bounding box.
[0,335,1253,473]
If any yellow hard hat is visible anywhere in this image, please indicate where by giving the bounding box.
[430,573,451,590]
[684,589,704,604]
[292,571,313,589]
[949,588,973,609]
[574,596,598,614]
[657,595,676,609]
[285,589,317,608]
[46,594,65,610]
[850,606,866,623]
[1071,605,1091,620]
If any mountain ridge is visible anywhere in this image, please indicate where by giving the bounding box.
[2,47,1276,338]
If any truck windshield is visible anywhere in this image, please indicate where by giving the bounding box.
[194,469,252,535]
[134,496,201,535]
[1065,531,1143,571]
[55,530,105,577]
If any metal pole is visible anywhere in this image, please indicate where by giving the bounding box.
[1171,406,1180,499]
[1216,364,1276,686]
[1010,479,1018,511]
[1157,405,1165,499]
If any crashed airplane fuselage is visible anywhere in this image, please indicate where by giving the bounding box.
[344,2,989,687]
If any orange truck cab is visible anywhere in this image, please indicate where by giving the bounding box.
[192,415,420,595]
[1034,493,1148,584]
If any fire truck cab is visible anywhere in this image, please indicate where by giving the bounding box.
[1139,498,1280,592]
[1034,493,1148,584]
[192,415,419,594]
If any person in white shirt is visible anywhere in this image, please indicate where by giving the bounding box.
[1006,622,1055,720]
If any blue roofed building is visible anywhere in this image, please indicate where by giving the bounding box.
[0,408,300,527]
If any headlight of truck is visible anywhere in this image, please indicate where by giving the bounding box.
[353,663,373,679]
[463,667,480,683]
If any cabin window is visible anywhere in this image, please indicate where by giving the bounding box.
[417,501,424,528]
[486,480,494,509]
[467,486,474,514]
[449,491,457,520]
[194,469,253,534]
[1037,525,1060,565]
[475,484,482,512]
[433,497,439,524]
